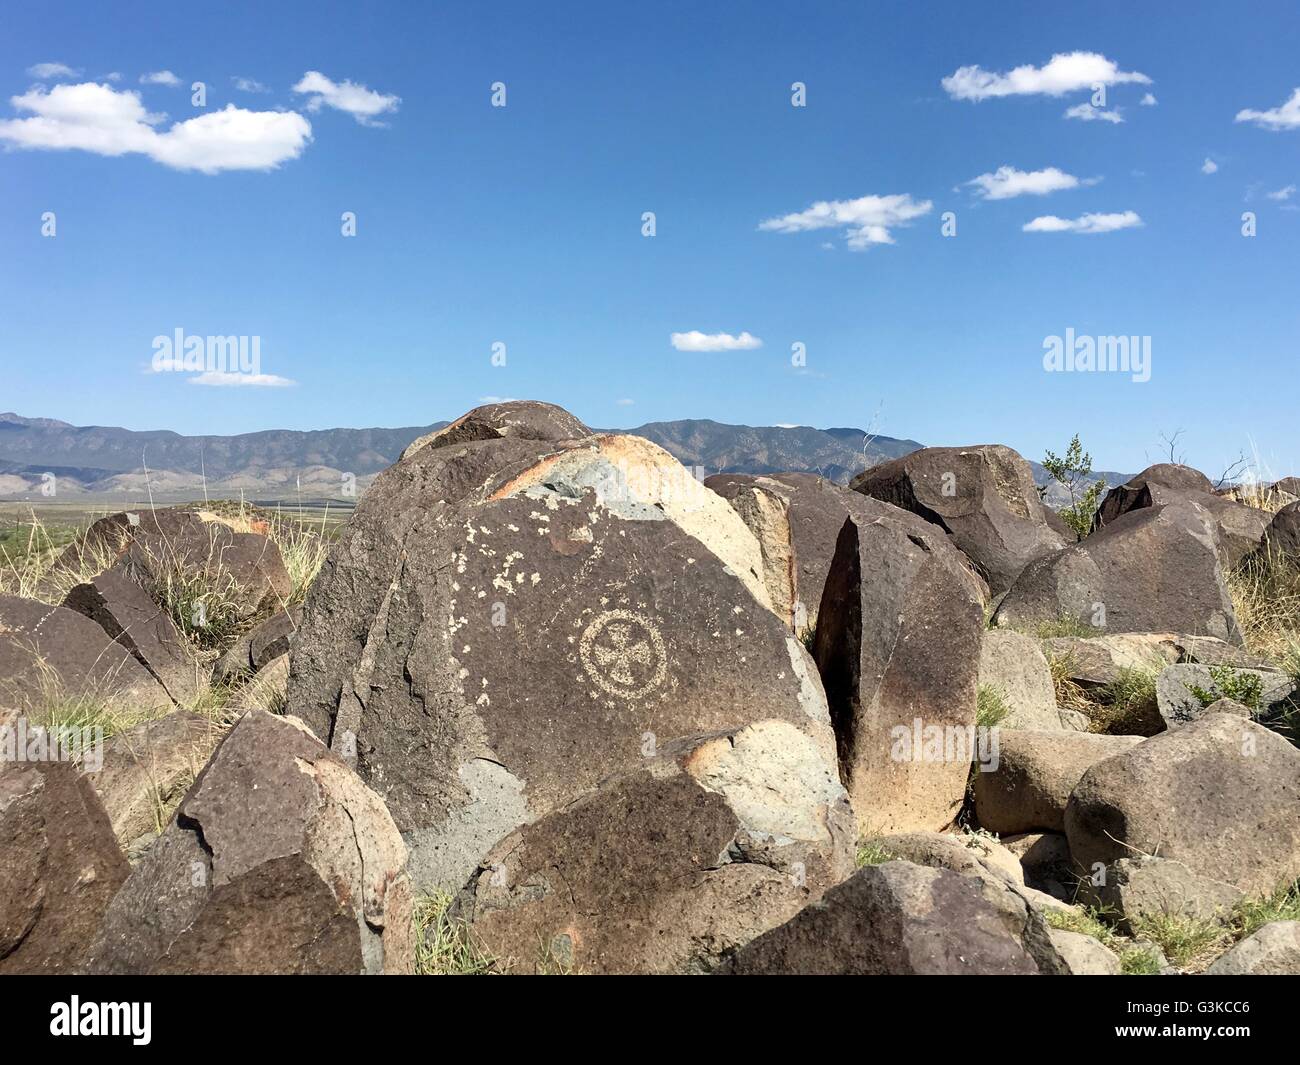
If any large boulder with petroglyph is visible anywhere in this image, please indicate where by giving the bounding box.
[1064,711,1300,896]
[994,499,1242,644]
[719,860,1067,975]
[289,415,836,893]
[86,710,413,975]
[812,496,985,834]
[454,723,854,974]
[0,594,171,715]
[849,445,1067,595]
[0,758,130,974]
[399,399,591,461]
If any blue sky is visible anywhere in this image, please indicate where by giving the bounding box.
[1,1,1297,477]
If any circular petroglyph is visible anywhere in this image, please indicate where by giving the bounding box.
[579,609,667,700]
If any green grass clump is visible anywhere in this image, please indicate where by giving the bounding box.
[1128,912,1227,969]
[976,684,1010,728]
[413,892,497,975]
[855,841,898,869]
[1089,667,1159,735]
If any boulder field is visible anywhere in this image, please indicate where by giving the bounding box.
[2,400,1298,976]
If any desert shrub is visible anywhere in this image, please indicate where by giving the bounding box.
[976,683,1009,728]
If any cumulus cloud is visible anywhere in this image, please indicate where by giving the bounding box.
[1140,93,1158,106]
[615,397,635,406]
[942,51,1150,101]
[1023,211,1143,234]
[1064,102,1124,124]
[759,193,932,249]
[0,82,312,173]
[189,371,295,387]
[1236,88,1300,131]
[966,165,1084,200]
[670,331,763,352]
[1201,157,1219,175]
[27,62,80,80]
[232,76,270,94]
[292,71,399,125]
[140,70,182,87]
[1267,184,1296,201]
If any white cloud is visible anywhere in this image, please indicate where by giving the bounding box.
[1201,157,1219,175]
[966,165,1083,200]
[1064,102,1124,124]
[27,62,80,80]
[758,193,932,249]
[103,72,122,83]
[232,76,270,94]
[1236,88,1300,131]
[942,51,1150,101]
[1023,211,1143,234]
[189,371,295,387]
[292,71,399,125]
[478,395,518,403]
[0,82,312,173]
[615,398,635,406]
[1140,93,1158,106]
[775,423,803,429]
[670,331,763,352]
[1267,184,1296,201]
[140,70,182,87]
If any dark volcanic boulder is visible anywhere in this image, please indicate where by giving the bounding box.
[973,730,1144,835]
[400,399,591,461]
[86,710,413,975]
[288,417,833,893]
[812,496,985,833]
[0,594,171,715]
[213,605,300,684]
[1093,464,1271,567]
[0,759,129,974]
[56,508,291,621]
[1261,501,1300,560]
[1065,711,1300,896]
[994,499,1242,644]
[720,860,1066,975]
[707,471,913,631]
[849,445,1067,595]
[455,723,854,974]
[1094,463,1213,526]
[64,563,205,707]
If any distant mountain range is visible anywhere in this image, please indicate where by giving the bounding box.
[0,411,1128,506]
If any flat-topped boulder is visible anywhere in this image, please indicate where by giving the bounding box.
[0,594,171,715]
[86,710,413,975]
[288,414,834,892]
[994,499,1242,644]
[979,630,1065,730]
[850,444,1067,595]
